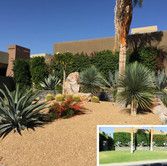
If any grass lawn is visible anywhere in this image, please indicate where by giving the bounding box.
[99,151,167,164]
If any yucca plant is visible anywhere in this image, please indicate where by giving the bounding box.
[0,85,47,138]
[117,62,155,115]
[103,70,119,102]
[40,70,61,91]
[80,66,104,94]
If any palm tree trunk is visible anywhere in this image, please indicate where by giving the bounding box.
[150,128,153,151]
[131,100,137,116]
[131,128,134,153]
[119,43,127,75]
[114,0,133,76]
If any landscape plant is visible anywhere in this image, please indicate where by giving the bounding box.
[117,62,155,115]
[45,93,55,101]
[80,66,105,94]
[0,85,46,138]
[40,70,61,91]
[13,59,32,88]
[30,57,49,89]
[49,98,84,118]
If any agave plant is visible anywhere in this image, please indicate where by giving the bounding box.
[117,62,155,115]
[40,70,61,90]
[0,85,46,138]
[80,66,104,94]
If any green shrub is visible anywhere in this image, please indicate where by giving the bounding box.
[45,93,54,101]
[153,134,167,146]
[136,129,150,146]
[91,50,119,78]
[99,131,115,151]
[114,132,131,146]
[51,50,119,80]
[51,52,91,80]
[91,96,100,103]
[129,47,164,72]
[13,59,31,88]
[55,94,64,101]
[30,57,49,89]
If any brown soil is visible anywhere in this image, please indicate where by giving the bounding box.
[0,102,161,166]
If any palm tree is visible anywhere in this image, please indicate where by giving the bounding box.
[114,0,143,75]
[117,62,155,115]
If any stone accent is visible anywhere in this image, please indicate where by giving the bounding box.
[64,72,80,94]
[6,45,30,77]
[77,93,92,102]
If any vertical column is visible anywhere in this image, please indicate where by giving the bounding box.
[6,45,30,77]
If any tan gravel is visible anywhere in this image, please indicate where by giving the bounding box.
[0,102,161,166]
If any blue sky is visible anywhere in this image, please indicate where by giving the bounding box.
[99,127,167,138]
[0,0,167,54]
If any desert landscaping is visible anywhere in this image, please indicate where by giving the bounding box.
[0,102,161,166]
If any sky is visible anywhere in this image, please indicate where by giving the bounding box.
[99,126,167,138]
[0,0,167,54]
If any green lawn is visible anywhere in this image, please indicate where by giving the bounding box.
[99,151,167,164]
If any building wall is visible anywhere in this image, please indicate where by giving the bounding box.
[54,31,167,55]
[6,45,30,77]
[0,51,8,64]
[54,37,116,55]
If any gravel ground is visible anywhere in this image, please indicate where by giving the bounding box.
[0,102,161,166]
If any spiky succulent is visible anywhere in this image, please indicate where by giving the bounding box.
[80,66,104,94]
[117,62,155,114]
[0,85,46,138]
[40,70,61,90]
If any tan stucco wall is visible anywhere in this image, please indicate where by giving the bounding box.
[54,37,116,55]
[54,31,167,55]
[0,51,8,64]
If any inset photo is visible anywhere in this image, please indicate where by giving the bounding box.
[97,125,167,166]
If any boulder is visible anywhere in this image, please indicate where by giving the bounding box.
[64,72,80,94]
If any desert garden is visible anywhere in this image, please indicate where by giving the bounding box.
[0,0,167,166]
[0,49,166,165]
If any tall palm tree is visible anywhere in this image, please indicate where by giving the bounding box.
[114,0,143,75]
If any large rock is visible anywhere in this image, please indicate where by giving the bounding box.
[64,72,80,94]
[152,99,167,124]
